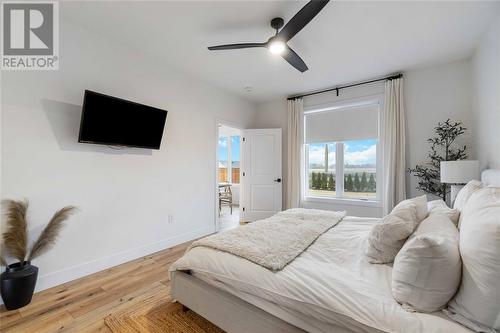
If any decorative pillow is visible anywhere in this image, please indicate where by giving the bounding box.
[453,180,483,212]
[392,214,461,312]
[445,187,500,333]
[427,200,459,226]
[393,195,428,222]
[366,203,418,264]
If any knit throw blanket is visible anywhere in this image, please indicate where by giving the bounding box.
[190,208,346,271]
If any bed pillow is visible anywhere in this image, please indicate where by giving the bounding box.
[365,203,418,264]
[427,200,459,226]
[445,187,500,333]
[392,214,461,312]
[393,195,428,222]
[453,180,483,212]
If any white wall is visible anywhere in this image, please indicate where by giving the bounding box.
[1,18,256,292]
[254,59,473,216]
[471,14,500,170]
[405,60,472,199]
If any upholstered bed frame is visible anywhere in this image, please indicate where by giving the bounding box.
[171,169,500,333]
[171,271,307,333]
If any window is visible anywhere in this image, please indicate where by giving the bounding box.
[307,143,336,197]
[230,136,240,184]
[343,139,377,199]
[218,135,240,184]
[303,100,381,202]
[218,137,229,183]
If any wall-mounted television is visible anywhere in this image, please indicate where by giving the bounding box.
[78,90,168,150]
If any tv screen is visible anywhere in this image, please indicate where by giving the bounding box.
[78,90,168,149]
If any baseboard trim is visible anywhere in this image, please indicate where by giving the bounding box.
[33,226,213,293]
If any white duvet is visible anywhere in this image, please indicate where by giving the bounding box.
[170,216,471,333]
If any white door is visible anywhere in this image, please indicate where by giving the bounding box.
[241,129,282,221]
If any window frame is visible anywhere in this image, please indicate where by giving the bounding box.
[301,95,383,207]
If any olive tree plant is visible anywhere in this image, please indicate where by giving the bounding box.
[408,119,467,201]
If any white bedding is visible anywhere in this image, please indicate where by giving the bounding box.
[170,216,472,333]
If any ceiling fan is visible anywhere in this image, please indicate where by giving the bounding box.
[207,0,330,73]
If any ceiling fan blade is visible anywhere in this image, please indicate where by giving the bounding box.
[282,46,308,72]
[277,0,329,42]
[208,43,267,51]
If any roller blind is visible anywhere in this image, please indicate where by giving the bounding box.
[305,105,379,143]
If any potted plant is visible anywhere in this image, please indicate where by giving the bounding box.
[0,200,77,310]
[408,119,467,202]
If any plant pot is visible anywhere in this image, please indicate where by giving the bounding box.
[1,261,38,310]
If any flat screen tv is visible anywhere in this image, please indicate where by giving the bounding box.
[78,90,168,149]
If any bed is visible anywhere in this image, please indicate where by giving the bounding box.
[170,169,500,333]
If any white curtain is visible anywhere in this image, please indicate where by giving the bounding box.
[286,98,303,209]
[382,78,406,214]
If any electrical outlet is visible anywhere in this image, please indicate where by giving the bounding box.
[168,215,174,224]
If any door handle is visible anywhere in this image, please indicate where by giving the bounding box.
[274,178,282,183]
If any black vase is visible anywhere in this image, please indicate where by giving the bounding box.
[1,261,38,310]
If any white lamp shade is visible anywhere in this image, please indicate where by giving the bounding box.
[440,160,480,184]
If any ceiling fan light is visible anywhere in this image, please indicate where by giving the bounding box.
[269,40,285,55]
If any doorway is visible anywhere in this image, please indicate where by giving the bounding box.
[216,124,242,231]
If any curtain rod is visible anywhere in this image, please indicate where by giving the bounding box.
[287,73,403,100]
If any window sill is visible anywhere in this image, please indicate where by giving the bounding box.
[302,196,382,208]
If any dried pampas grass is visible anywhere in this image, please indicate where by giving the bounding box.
[1,200,78,265]
[28,206,77,261]
[2,200,29,263]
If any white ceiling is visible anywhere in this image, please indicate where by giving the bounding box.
[61,1,500,103]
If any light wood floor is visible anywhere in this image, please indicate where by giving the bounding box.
[0,241,191,333]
